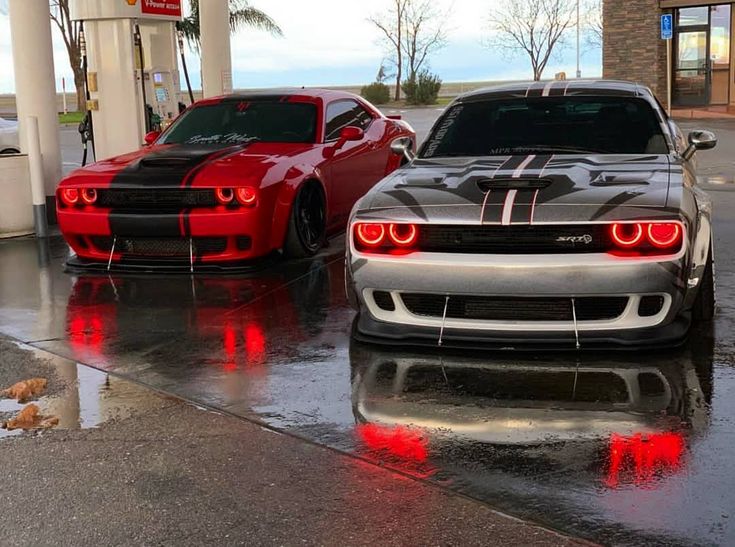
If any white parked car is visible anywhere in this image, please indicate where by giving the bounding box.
[0,117,20,154]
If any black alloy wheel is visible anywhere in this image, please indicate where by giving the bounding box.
[284,182,326,258]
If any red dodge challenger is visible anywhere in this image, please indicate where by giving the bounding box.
[56,89,415,269]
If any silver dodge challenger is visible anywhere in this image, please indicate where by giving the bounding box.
[346,80,717,349]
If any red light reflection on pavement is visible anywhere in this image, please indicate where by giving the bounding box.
[606,433,685,488]
[223,323,238,372]
[357,423,429,462]
[244,322,266,367]
[68,313,107,354]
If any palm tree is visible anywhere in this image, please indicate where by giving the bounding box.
[179,0,282,51]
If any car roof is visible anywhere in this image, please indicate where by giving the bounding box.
[457,79,652,102]
[198,88,360,105]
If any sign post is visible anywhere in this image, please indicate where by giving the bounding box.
[661,14,673,116]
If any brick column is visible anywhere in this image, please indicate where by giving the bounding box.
[603,0,669,107]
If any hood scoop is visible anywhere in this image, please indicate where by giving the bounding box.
[590,173,653,186]
[398,174,447,187]
[477,178,552,192]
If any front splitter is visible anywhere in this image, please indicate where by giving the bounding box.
[65,253,281,275]
[352,313,693,352]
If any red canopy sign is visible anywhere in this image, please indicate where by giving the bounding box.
[140,0,182,18]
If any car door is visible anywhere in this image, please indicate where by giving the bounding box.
[323,100,386,229]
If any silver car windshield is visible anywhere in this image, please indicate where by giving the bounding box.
[420,96,669,158]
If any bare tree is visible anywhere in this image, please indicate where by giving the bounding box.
[401,0,448,82]
[369,0,409,101]
[487,0,577,81]
[49,1,85,112]
[583,0,603,49]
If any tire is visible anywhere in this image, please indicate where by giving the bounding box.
[0,148,20,155]
[692,246,715,322]
[283,181,326,258]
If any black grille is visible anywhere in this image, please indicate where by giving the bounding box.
[400,294,629,322]
[639,295,665,317]
[373,291,396,312]
[97,189,217,210]
[419,225,609,254]
[91,237,227,257]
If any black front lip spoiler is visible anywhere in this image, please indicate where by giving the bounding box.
[65,254,280,275]
[354,312,692,351]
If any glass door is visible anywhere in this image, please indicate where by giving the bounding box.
[674,29,709,105]
[710,5,731,105]
[673,5,732,107]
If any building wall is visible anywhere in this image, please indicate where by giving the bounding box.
[603,0,669,106]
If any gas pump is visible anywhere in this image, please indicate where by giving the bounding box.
[70,0,184,160]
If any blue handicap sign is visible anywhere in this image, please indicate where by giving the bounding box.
[661,14,673,40]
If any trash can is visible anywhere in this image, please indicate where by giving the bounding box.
[0,153,34,238]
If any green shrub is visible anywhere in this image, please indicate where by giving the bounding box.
[361,82,391,105]
[402,70,442,105]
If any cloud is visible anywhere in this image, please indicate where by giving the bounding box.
[0,0,601,94]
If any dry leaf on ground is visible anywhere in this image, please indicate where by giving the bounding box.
[2,403,59,431]
[1,378,47,403]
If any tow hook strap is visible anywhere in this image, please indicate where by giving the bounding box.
[107,237,117,272]
[189,238,194,274]
[438,295,450,347]
[571,297,581,350]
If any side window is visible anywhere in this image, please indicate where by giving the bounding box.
[325,100,374,141]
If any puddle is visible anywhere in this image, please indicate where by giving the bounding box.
[1,354,166,441]
[699,175,735,185]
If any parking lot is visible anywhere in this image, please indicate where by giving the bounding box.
[3,107,735,545]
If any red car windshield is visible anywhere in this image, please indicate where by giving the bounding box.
[420,97,669,158]
[161,101,318,145]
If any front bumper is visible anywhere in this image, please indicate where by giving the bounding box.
[348,248,692,349]
[58,207,271,264]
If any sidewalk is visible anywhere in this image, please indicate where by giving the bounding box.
[0,338,589,547]
[672,106,735,120]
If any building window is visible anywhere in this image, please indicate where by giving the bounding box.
[678,7,708,27]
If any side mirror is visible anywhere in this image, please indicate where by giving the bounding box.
[390,137,415,163]
[339,126,364,142]
[144,130,161,146]
[387,114,402,120]
[683,130,717,161]
[324,126,364,159]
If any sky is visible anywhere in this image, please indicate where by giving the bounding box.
[0,0,601,94]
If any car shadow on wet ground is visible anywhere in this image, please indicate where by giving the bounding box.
[0,232,733,546]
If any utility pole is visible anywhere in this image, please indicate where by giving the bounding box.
[576,0,582,78]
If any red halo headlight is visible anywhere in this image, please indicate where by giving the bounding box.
[355,223,386,247]
[81,188,97,205]
[60,188,79,206]
[236,187,257,206]
[611,223,644,248]
[647,223,681,249]
[388,224,419,247]
[215,188,234,204]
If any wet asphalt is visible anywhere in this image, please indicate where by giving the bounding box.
[1,342,578,547]
[3,110,735,545]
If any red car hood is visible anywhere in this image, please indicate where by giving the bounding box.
[61,142,318,189]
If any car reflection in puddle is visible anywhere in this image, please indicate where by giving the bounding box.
[350,328,713,492]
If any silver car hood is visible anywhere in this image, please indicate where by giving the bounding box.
[358,154,673,224]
